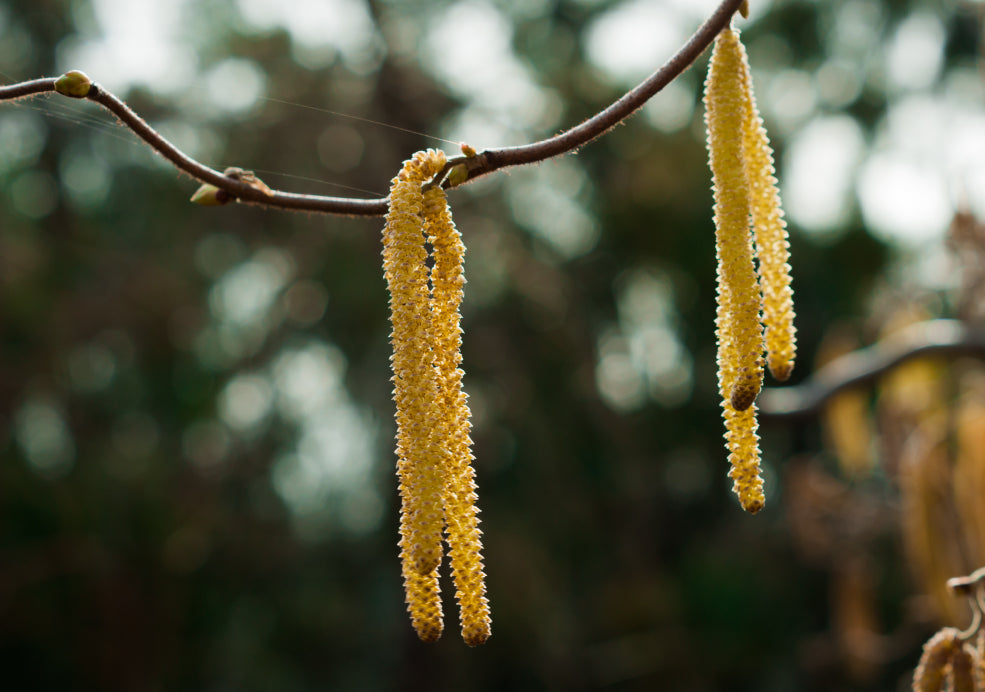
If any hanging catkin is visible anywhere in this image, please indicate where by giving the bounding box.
[703,24,795,513]
[424,182,490,647]
[704,27,765,513]
[736,35,796,383]
[382,149,490,645]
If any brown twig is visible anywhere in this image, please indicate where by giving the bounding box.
[0,77,58,100]
[759,320,985,419]
[0,0,744,217]
[453,0,745,185]
[87,85,387,215]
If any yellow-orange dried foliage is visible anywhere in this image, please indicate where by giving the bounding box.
[816,329,875,478]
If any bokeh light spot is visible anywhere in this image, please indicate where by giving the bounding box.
[14,398,75,479]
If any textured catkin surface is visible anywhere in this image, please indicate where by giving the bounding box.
[950,644,976,692]
[722,403,763,513]
[705,27,764,415]
[384,155,444,577]
[424,185,490,647]
[704,27,765,513]
[401,568,444,642]
[383,150,448,640]
[736,34,796,383]
[912,628,959,692]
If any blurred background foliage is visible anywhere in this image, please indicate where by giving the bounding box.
[1,0,984,689]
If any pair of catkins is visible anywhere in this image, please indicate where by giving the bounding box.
[912,627,984,691]
[703,26,796,513]
[381,149,490,647]
[380,23,794,645]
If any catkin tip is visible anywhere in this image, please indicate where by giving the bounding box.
[730,382,760,411]
[769,361,793,382]
[463,626,491,647]
[415,623,443,643]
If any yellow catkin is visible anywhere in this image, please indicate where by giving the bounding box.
[950,644,976,692]
[714,255,764,512]
[817,330,874,478]
[723,401,764,513]
[384,149,490,645]
[401,568,444,643]
[704,26,765,414]
[383,150,448,580]
[424,185,491,647]
[953,399,985,568]
[705,27,765,512]
[912,628,959,692]
[899,432,969,625]
[735,33,796,382]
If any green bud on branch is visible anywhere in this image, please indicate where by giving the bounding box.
[190,184,230,206]
[54,71,92,98]
[446,165,469,188]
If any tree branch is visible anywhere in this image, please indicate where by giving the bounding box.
[758,320,985,420]
[0,77,58,99]
[87,85,389,215]
[454,0,745,184]
[0,0,744,217]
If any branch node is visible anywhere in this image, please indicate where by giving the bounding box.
[222,167,275,197]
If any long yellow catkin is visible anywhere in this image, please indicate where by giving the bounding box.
[383,149,490,645]
[383,151,447,585]
[424,185,491,647]
[704,27,764,414]
[736,34,796,382]
[704,27,765,513]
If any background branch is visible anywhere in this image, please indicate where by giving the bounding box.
[758,320,985,419]
[0,0,743,218]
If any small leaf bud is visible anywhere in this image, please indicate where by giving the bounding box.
[54,71,92,98]
[190,184,230,206]
[446,164,469,188]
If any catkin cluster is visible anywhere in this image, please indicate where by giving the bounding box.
[703,26,796,513]
[382,149,491,647]
[910,567,985,690]
[912,628,982,692]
